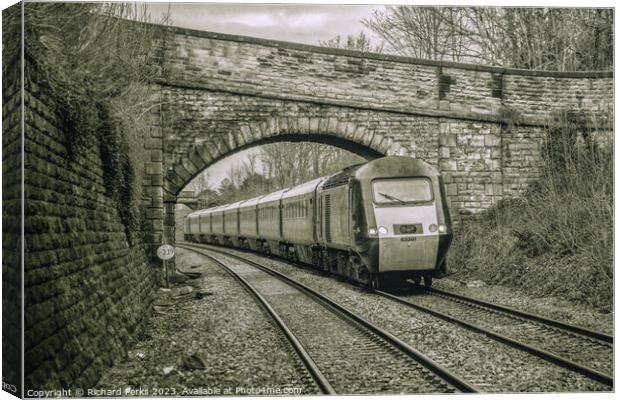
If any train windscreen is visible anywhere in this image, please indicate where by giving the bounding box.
[372,178,433,204]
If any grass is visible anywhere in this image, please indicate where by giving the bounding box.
[448,116,613,312]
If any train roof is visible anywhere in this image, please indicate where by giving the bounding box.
[282,176,326,199]
[238,194,266,208]
[187,208,209,218]
[223,199,247,212]
[355,156,439,179]
[257,187,289,205]
[320,163,364,190]
[191,204,227,216]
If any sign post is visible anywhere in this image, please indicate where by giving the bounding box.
[156,244,175,287]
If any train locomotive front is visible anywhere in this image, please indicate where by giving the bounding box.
[334,156,453,289]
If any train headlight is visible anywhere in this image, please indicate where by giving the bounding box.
[438,224,447,233]
[429,224,438,232]
[378,226,388,235]
[368,227,378,236]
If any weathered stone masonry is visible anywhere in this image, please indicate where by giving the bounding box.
[22,78,158,389]
[2,6,159,390]
[143,26,612,250]
[21,81,158,390]
[3,5,23,393]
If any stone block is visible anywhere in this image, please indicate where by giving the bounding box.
[277,118,290,136]
[318,117,329,134]
[446,133,457,147]
[298,116,310,134]
[377,136,393,155]
[171,165,191,186]
[181,158,199,178]
[439,159,457,171]
[239,124,253,143]
[439,147,450,159]
[484,134,501,147]
[471,135,485,147]
[352,125,367,143]
[146,207,164,220]
[438,100,451,110]
[308,117,320,133]
[446,183,457,196]
[150,150,163,162]
[344,121,357,139]
[145,138,163,150]
[484,159,500,171]
[151,174,164,187]
[145,162,163,175]
[327,117,340,136]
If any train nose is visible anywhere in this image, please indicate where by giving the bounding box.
[374,204,440,272]
[379,232,439,271]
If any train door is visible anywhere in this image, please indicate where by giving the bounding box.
[254,205,259,237]
[317,194,323,243]
[349,181,364,245]
[348,186,353,247]
[236,208,241,235]
[278,201,283,238]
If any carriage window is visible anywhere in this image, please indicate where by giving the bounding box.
[372,178,433,204]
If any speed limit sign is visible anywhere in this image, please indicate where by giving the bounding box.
[157,244,175,260]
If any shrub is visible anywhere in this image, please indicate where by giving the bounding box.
[448,112,613,311]
[24,3,168,246]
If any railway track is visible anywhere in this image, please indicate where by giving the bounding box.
[428,288,613,343]
[179,242,612,390]
[376,287,613,387]
[178,243,478,394]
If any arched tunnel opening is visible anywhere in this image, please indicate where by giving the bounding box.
[172,135,384,244]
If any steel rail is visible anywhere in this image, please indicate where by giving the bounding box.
[181,242,479,393]
[177,244,335,395]
[427,287,613,344]
[376,290,613,388]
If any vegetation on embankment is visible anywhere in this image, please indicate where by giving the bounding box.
[448,113,613,312]
[24,3,167,245]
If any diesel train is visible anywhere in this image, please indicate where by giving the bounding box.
[184,156,453,289]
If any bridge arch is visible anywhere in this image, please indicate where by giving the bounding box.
[164,117,409,196]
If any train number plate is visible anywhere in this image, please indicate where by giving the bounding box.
[400,237,417,242]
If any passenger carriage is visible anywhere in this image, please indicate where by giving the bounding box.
[256,188,288,254]
[281,177,324,263]
[222,200,245,247]
[238,195,265,251]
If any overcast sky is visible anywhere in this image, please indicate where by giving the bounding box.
[146,3,384,46]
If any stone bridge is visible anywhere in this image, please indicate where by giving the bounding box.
[145,25,613,253]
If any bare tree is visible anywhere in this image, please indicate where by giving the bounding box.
[319,31,384,53]
[186,170,210,193]
[260,142,363,190]
[363,6,613,71]
[363,7,469,61]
